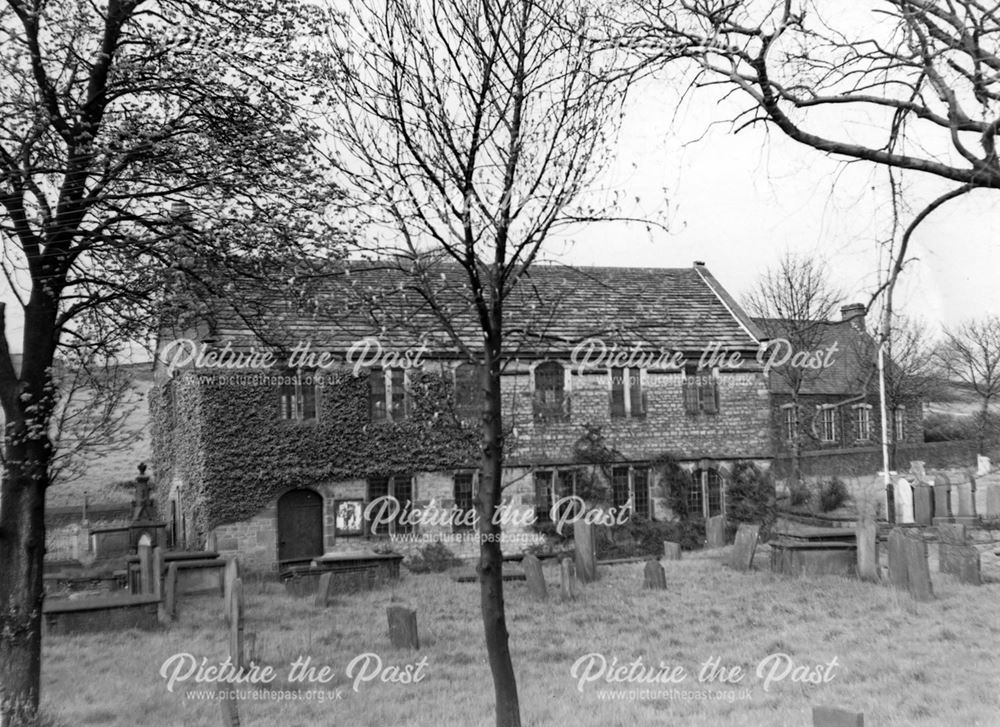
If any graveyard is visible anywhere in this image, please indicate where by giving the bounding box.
[38,532,1000,727]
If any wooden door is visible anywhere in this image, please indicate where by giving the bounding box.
[277,489,324,563]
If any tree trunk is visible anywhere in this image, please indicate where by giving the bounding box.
[476,347,521,727]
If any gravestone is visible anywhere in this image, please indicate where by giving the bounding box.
[387,606,419,649]
[855,517,878,581]
[229,578,244,668]
[163,563,178,623]
[988,485,1000,517]
[812,705,864,727]
[956,483,976,520]
[933,481,952,523]
[220,694,241,727]
[902,535,933,602]
[559,558,577,601]
[138,542,153,595]
[663,541,682,561]
[314,572,335,608]
[705,515,726,549]
[977,455,991,477]
[729,524,760,571]
[152,547,164,599]
[522,554,547,600]
[574,522,597,583]
[895,478,914,524]
[913,484,933,525]
[224,558,240,623]
[642,560,667,590]
[938,524,980,584]
[887,530,909,591]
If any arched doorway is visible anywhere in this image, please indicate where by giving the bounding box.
[277,489,324,563]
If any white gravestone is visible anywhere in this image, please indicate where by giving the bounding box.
[895,477,914,524]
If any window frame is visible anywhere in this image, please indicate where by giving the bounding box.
[611,464,652,519]
[682,366,720,415]
[369,368,409,422]
[279,371,318,422]
[893,406,906,442]
[453,363,483,422]
[817,405,838,443]
[781,403,799,443]
[452,471,477,533]
[690,467,725,518]
[365,474,415,536]
[853,403,872,442]
[533,361,570,423]
[610,367,646,419]
[533,467,580,523]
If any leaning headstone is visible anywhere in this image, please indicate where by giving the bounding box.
[856,517,878,581]
[522,554,547,600]
[663,541,682,561]
[138,542,153,595]
[314,572,335,608]
[895,477,914,524]
[887,529,909,591]
[913,483,933,525]
[387,606,419,649]
[224,558,240,623]
[705,515,726,549]
[163,563,178,623]
[229,578,244,668]
[729,524,760,571]
[977,455,991,477]
[643,560,667,590]
[812,705,864,727]
[902,534,933,602]
[559,558,577,601]
[953,546,982,585]
[574,522,597,583]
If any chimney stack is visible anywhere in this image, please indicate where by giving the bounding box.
[840,303,866,326]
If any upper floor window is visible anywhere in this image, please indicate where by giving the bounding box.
[454,363,483,422]
[367,474,414,536]
[781,404,799,443]
[611,465,651,519]
[817,405,837,442]
[689,468,724,518]
[369,368,408,422]
[893,406,906,442]
[533,361,569,423]
[682,367,719,415]
[279,372,317,421]
[853,404,872,441]
[453,472,477,533]
[611,367,646,419]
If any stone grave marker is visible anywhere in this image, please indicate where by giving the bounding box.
[220,694,241,727]
[574,522,597,583]
[855,517,877,581]
[956,482,976,519]
[978,455,991,477]
[933,480,952,522]
[522,554,547,600]
[643,560,667,590]
[938,523,966,574]
[229,578,244,668]
[224,558,240,623]
[559,558,577,601]
[387,606,419,649]
[138,542,153,595]
[812,705,864,727]
[314,572,335,608]
[887,529,909,591]
[163,563,178,623]
[902,534,933,602]
[913,483,933,525]
[729,524,760,571]
[951,545,982,585]
[706,515,726,549]
[988,485,1000,517]
[663,541,682,561]
[895,478,914,524]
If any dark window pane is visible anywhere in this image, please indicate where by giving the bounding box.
[391,369,407,420]
[369,370,386,421]
[534,362,567,422]
[682,375,699,414]
[367,476,390,535]
[453,473,476,532]
[707,470,723,517]
[279,381,296,420]
[393,475,413,534]
[455,363,482,421]
[301,379,317,420]
[628,369,645,417]
[688,470,704,516]
[610,368,626,418]
[534,471,553,523]
[611,466,630,509]
[633,467,650,519]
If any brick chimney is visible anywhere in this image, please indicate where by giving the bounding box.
[840,303,866,326]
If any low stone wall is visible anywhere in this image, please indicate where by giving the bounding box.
[43,594,161,635]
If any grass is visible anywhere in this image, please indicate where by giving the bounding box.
[41,546,1000,726]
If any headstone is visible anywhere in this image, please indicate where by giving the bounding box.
[887,529,909,591]
[938,523,967,545]
[152,547,164,599]
[574,522,597,583]
[386,606,419,649]
[933,482,952,521]
[522,554,547,600]
[988,485,1000,516]
[642,560,667,590]
[729,524,760,571]
[559,558,577,601]
[224,558,240,623]
[812,705,864,727]
[895,478,914,524]
[705,515,726,549]
[902,535,933,602]
[956,483,975,518]
[855,517,877,581]
[913,484,933,525]
[663,541,682,561]
[314,572,335,607]
[220,693,241,727]
[229,578,244,668]
[977,455,991,477]
[909,461,926,479]
[164,563,178,622]
[138,542,153,595]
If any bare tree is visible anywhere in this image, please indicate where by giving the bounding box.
[937,315,1000,453]
[326,1,628,724]
[0,1,339,720]
[743,253,843,484]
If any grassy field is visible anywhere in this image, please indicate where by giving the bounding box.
[42,545,1000,727]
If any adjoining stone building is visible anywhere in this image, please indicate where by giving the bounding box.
[151,262,774,570]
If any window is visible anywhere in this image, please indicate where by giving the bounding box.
[893,406,906,442]
[454,363,483,421]
[782,404,799,443]
[533,361,569,422]
[453,472,476,532]
[366,474,414,535]
[690,468,725,518]
[682,367,719,415]
[369,368,408,422]
[612,465,651,519]
[611,368,646,419]
[854,404,872,441]
[279,372,317,421]
[533,468,579,522]
[817,406,837,442]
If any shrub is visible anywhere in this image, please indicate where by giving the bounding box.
[818,478,850,512]
[788,481,811,509]
[725,461,776,539]
[404,540,461,573]
[596,517,704,559]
